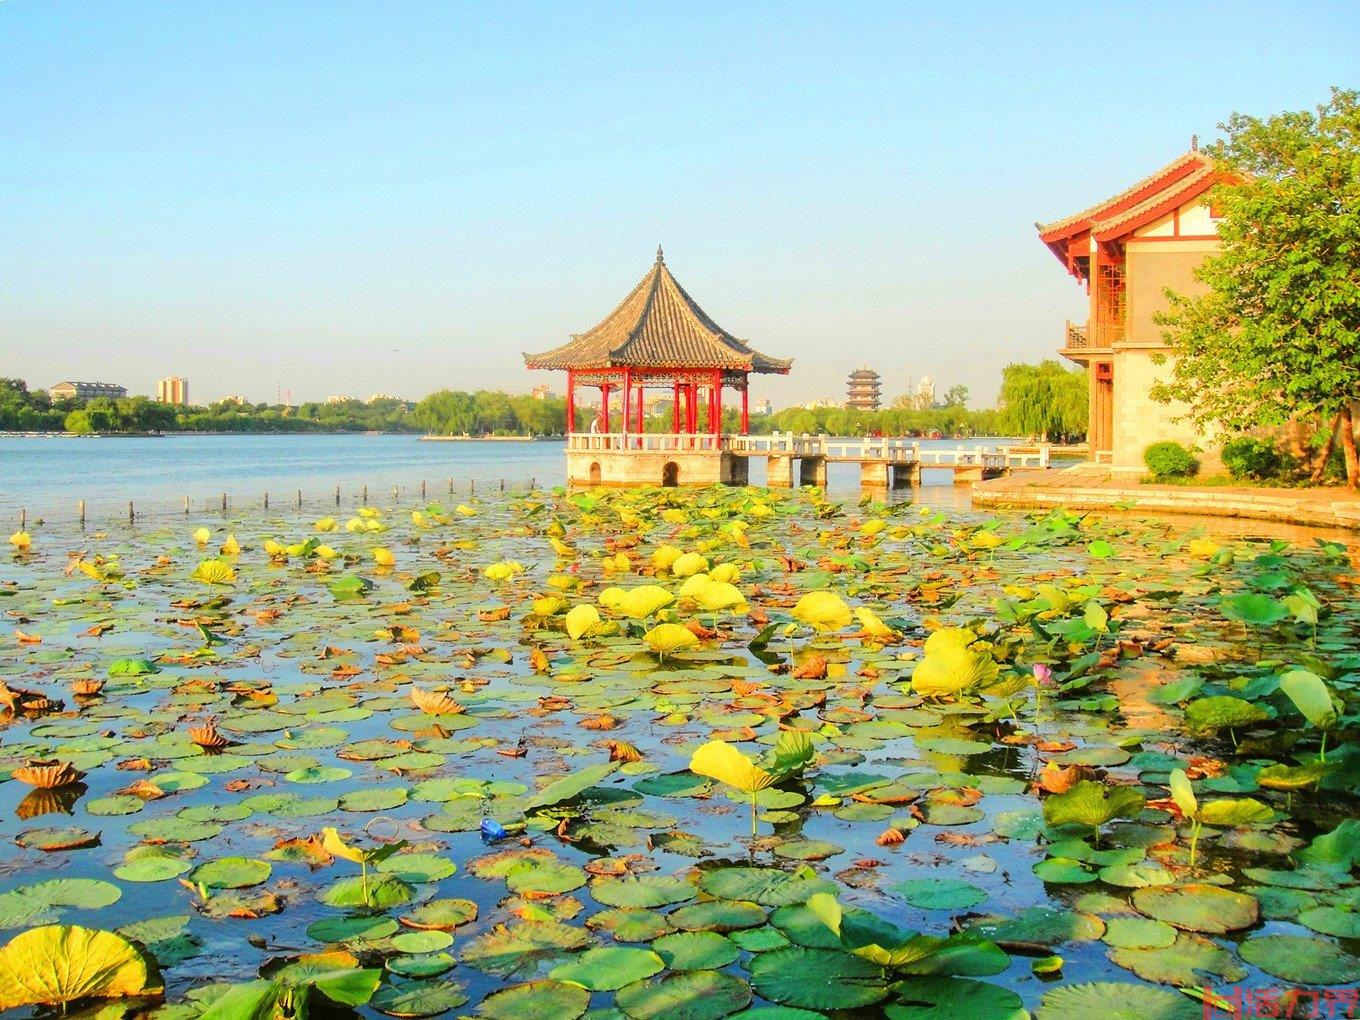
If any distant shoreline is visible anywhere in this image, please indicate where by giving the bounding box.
[418,434,559,443]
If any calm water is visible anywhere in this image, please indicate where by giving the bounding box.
[0,434,1022,521]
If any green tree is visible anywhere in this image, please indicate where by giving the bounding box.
[943,384,969,408]
[1152,87,1360,487]
[64,409,94,434]
[997,360,1088,442]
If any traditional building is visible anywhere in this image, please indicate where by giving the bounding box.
[156,376,189,406]
[1039,149,1229,471]
[846,368,881,411]
[524,248,792,486]
[49,381,127,402]
[916,375,935,408]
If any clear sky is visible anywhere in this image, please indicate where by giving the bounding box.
[3,3,1356,408]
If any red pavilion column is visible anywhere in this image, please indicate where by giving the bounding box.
[565,369,576,436]
[672,381,680,433]
[741,382,749,435]
[601,384,611,436]
[621,368,632,442]
[635,383,644,445]
[713,369,723,440]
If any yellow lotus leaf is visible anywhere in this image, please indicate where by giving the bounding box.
[550,537,576,558]
[855,606,898,640]
[644,623,700,655]
[565,604,602,640]
[598,586,626,610]
[791,591,852,633]
[456,504,477,517]
[533,595,567,616]
[263,539,288,560]
[315,516,338,532]
[547,520,565,537]
[344,517,365,533]
[748,503,774,519]
[1188,537,1219,559]
[193,527,211,545]
[971,531,1003,550]
[484,562,515,581]
[671,552,709,578]
[861,519,886,536]
[708,563,740,583]
[547,573,579,591]
[617,585,676,620]
[8,531,31,550]
[688,740,775,794]
[651,545,683,571]
[219,535,241,556]
[694,581,748,613]
[373,547,396,567]
[911,631,998,698]
[0,925,159,1009]
[315,545,338,560]
[193,559,236,585]
[411,510,428,528]
[320,826,365,863]
[678,574,713,600]
[661,508,688,524]
[604,552,630,573]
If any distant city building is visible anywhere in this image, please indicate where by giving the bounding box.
[802,397,840,410]
[49,380,127,402]
[156,376,189,406]
[326,395,355,405]
[753,397,773,416]
[846,368,882,411]
[366,393,400,404]
[531,384,555,400]
[916,374,936,407]
[219,395,248,405]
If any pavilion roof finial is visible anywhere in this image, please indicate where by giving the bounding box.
[656,244,665,265]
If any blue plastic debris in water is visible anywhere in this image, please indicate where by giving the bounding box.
[480,818,508,841]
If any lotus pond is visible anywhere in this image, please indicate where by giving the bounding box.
[1,486,1359,1018]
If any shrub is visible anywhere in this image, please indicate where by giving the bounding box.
[1143,441,1199,480]
[1221,436,1285,480]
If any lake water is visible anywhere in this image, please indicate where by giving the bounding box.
[0,434,1024,522]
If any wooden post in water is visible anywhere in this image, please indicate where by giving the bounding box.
[296,490,302,509]
[19,509,26,530]
[362,485,368,505]
[470,479,476,496]
[334,485,341,507]
[420,480,426,499]
[392,485,399,503]
[183,496,189,515]
[447,477,453,493]
[500,478,505,491]
[221,493,228,511]
[128,501,135,524]
[263,492,269,510]
[77,500,86,527]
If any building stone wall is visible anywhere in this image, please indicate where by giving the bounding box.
[1110,348,1218,473]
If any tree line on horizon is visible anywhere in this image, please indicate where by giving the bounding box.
[0,360,1087,441]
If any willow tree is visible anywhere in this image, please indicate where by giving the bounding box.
[997,360,1088,442]
[1152,88,1360,488]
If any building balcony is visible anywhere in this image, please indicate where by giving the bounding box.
[1059,320,1111,361]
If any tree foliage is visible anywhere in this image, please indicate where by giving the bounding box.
[1152,87,1360,486]
[996,360,1087,442]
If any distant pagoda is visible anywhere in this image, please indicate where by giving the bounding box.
[524,247,792,486]
[846,367,881,411]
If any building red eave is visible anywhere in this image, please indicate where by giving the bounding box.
[1091,170,1226,243]
[1037,152,1212,245]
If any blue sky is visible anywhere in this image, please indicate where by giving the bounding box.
[3,2,1356,406]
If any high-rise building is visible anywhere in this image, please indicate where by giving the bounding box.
[49,381,127,402]
[846,368,881,411]
[917,375,936,407]
[156,376,189,406]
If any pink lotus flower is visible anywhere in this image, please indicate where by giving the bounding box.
[1032,663,1054,686]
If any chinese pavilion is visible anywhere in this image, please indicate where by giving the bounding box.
[846,367,882,411]
[524,248,792,486]
[1039,149,1229,472]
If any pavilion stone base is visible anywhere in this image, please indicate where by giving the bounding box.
[567,449,748,488]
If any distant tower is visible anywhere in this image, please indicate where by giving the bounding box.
[846,367,881,411]
[156,376,189,406]
[916,374,935,408]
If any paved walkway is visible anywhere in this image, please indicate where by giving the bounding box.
[972,467,1360,532]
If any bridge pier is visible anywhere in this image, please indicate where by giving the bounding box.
[891,463,919,489]
[799,456,827,488]
[860,461,890,491]
[767,454,795,488]
[953,465,983,484]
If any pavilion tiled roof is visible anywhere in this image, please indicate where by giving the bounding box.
[1037,150,1214,242]
[523,249,792,374]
